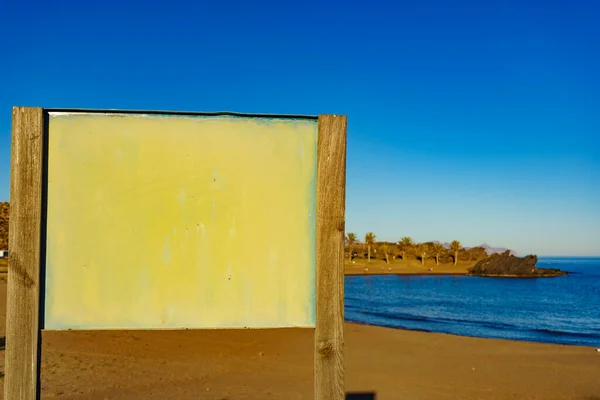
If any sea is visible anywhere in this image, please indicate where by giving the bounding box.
[345,257,600,347]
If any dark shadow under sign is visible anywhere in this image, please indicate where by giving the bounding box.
[346,392,376,400]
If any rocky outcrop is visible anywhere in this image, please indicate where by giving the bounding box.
[0,202,8,249]
[467,251,566,278]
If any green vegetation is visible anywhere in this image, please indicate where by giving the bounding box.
[344,233,498,266]
[431,242,445,267]
[381,244,391,264]
[398,237,413,260]
[346,233,357,257]
[414,243,428,266]
[364,232,376,263]
[450,240,461,266]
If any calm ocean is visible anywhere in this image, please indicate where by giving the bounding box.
[345,257,600,347]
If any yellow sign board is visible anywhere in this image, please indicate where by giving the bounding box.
[45,112,318,329]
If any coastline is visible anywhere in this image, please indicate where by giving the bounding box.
[344,258,570,277]
[346,270,468,276]
[464,273,566,278]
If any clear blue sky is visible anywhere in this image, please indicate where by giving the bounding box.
[1,0,598,256]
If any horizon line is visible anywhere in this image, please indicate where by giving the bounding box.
[537,255,600,258]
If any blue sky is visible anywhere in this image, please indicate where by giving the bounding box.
[1,0,598,256]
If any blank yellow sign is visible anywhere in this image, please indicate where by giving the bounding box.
[44,112,318,330]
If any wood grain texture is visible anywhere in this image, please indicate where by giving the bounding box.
[5,107,44,400]
[315,114,347,400]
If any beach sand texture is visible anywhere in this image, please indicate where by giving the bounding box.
[0,282,599,399]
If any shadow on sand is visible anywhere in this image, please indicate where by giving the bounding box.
[346,393,376,400]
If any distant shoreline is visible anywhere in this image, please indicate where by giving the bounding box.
[345,258,475,276]
[343,319,592,347]
[345,255,574,278]
[345,271,467,277]
[465,272,568,279]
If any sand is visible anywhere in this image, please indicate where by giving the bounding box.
[1,281,599,399]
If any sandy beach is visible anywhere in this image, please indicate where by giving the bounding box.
[1,281,599,399]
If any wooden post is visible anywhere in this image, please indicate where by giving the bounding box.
[315,114,347,400]
[5,107,44,400]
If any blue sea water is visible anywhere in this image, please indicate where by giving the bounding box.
[345,257,600,347]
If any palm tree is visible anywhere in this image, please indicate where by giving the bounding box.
[450,240,462,266]
[365,232,376,263]
[381,244,390,264]
[415,243,428,266]
[398,237,413,260]
[346,233,357,257]
[431,242,445,267]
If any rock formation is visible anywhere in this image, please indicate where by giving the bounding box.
[467,251,566,277]
[0,202,8,249]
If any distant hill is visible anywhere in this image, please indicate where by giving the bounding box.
[479,243,518,256]
[434,241,517,256]
[463,243,517,256]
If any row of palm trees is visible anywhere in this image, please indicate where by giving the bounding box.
[346,232,463,266]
